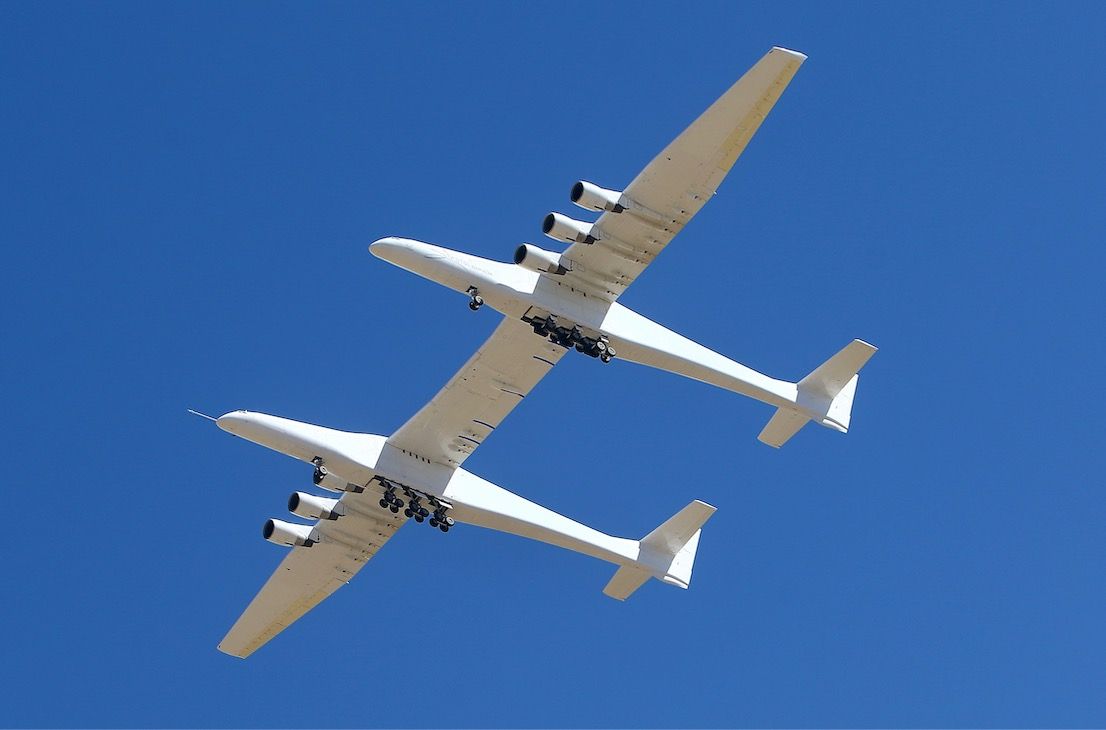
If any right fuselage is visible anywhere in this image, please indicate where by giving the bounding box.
[216,410,651,570]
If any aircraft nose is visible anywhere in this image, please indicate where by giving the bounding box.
[216,410,255,435]
[369,236,408,258]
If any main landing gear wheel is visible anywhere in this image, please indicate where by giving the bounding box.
[380,483,405,514]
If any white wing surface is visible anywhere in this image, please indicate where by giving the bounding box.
[387,317,567,467]
[219,492,405,658]
[561,47,806,300]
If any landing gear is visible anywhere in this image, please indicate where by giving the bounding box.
[374,478,453,532]
[378,482,404,514]
[400,487,431,523]
[528,315,616,363]
[466,286,484,311]
[311,457,327,486]
[425,496,454,532]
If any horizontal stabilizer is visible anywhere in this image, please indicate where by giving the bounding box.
[603,565,650,600]
[757,408,810,448]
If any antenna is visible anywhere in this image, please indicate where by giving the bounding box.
[187,409,217,422]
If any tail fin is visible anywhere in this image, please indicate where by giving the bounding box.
[603,500,716,600]
[757,339,877,448]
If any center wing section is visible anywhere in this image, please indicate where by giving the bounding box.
[560,47,807,300]
[386,316,567,468]
[218,488,405,658]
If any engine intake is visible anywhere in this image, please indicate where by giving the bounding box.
[263,518,319,548]
[514,244,567,275]
[542,212,598,245]
[571,181,626,213]
[288,491,345,521]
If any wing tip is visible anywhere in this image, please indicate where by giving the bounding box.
[770,46,808,62]
[217,642,250,659]
[217,645,248,659]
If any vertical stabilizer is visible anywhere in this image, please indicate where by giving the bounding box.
[757,339,877,448]
[603,500,716,600]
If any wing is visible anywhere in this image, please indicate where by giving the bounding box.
[219,488,404,658]
[386,316,566,467]
[561,47,806,300]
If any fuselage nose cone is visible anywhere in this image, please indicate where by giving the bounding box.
[369,236,409,258]
[216,410,250,434]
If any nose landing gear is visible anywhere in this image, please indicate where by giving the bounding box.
[466,286,484,311]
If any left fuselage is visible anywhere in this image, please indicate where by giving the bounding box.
[369,236,800,411]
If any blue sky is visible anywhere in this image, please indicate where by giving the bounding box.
[3,2,1106,727]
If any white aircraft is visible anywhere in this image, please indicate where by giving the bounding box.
[371,47,876,448]
[209,47,875,658]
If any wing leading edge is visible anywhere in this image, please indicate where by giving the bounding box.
[561,46,807,300]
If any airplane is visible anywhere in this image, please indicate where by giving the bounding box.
[370,46,876,448]
[207,46,875,659]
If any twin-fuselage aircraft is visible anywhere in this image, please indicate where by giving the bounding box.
[208,46,876,658]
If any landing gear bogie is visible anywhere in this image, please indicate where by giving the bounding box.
[527,315,616,363]
[374,477,455,535]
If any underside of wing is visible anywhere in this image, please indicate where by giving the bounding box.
[560,47,807,299]
[219,489,404,658]
[386,316,567,468]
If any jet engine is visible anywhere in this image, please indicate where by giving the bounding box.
[263,518,318,548]
[312,465,363,494]
[542,212,598,245]
[571,181,625,213]
[514,244,567,275]
[288,491,345,521]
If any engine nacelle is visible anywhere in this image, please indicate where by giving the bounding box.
[571,181,626,213]
[288,491,345,521]
[514,244,568,275]
[542,212,598,245]
[312,465,364,494]
[263,518,319,548]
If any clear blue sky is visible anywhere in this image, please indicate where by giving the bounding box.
[3,2,1105,727]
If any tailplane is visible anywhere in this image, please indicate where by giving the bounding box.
[603,500,716,600]
[757,339,877,448]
